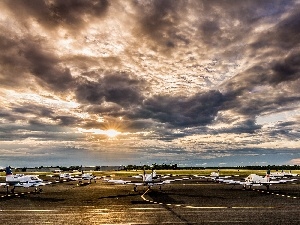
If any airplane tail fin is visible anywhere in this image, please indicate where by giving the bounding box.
[266,169,270,182]
[5,167,13,176]
[152,170,156,178]
[142,166,146,181]
[265,174,270,182]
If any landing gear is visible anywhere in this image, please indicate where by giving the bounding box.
[35,187,42,193]
[5,186,11,195]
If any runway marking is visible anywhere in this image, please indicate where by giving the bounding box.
[253,189,298,199]
[140,187,299,210]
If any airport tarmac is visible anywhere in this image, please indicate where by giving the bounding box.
[0,177,300,224]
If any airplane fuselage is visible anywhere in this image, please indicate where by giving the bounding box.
[6,174,44,187]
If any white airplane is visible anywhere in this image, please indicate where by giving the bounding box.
[48,170,96,184]
[194,170,232,182]
[105,169,176,192]
[59,173,77,181]
[220,172,297,190]
[269,170,298,178]
[77,172,96,184]
[0,167,51,194]
[210,171,220,177]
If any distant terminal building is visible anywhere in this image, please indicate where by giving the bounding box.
[99,166,125,171]
[15,167,61,173]
[80,166,125,171]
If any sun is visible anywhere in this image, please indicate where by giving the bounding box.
[105,129,119,138]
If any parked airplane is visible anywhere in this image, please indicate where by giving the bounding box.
[210,171,219,178]
[0,167,51,194]
[269,170,298,178]
[59,173,77,182]
[77,172,96,184]
[220,171,297,190]
[48,171,95,184]
[193,170,233,181]
[106,169,176,192]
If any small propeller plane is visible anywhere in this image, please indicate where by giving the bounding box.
[77,172,96,184]
[75,165,97,184]
[59,173,78,182]
[218,170,297,190]
[0,167,51,194]
[269,170,298,178]
[193,170,233,181]
[105,169,176,192]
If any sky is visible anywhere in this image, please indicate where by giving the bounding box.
[1,0,300,168]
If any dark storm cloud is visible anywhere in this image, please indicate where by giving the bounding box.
[75,72,145,107]
[133,0,294,51]
[54,116,81,126]
[0,34,28,88]
[197,0,292,49]
[13,104,53,118]
[270,51,300,85]
[23,41,74,92]
[267,121,300,139]
[12,103,81,127]
[132,0,189,49]
[0,34,74,91]
[81,104,123,117]
[251,7,300,52]
[126,120,156,131]
[135,90,223,127]
[0,108,81,141]
[220,119,261,134]
[0,123,81,141]
[3,0,110,30]
[221,4,300,117]
[0,110,22,123]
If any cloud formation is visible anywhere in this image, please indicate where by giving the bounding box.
[1,0,300,167]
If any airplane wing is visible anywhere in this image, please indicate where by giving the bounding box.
[105,177,178,186]
[220,177,297,188]
[106,179,131,184]
[255,179,295,185]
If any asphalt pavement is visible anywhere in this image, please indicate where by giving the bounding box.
[0,176,300,224]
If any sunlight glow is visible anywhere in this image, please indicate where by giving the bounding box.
[78,128,120,138]
[105,129,119,138]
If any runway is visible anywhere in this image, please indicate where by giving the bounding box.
[0,177,300,224]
